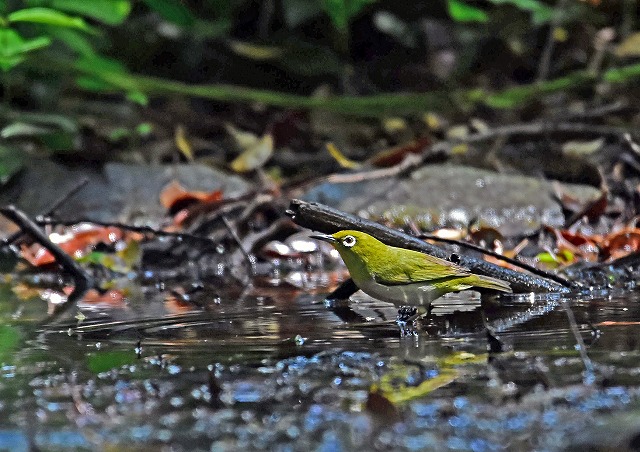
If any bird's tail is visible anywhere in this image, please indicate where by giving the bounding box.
[472,274,513,293]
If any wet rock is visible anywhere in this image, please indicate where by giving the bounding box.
[0,159,250,226]
[302,164,601,237]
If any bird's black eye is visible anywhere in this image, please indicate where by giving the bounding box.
[342,235,356,247]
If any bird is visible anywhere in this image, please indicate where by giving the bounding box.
[311,230,512,309]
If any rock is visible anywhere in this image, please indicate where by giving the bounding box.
[0,159,250,226]
[302,164,600,237]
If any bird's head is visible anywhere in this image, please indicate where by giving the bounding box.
[310,230,384,259]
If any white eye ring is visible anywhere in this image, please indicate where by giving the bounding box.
[342,235,356,247]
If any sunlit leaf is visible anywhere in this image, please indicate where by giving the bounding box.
[136,122,153,137]
[447,0,489,23]
[8,7,93,32]
[126,90,148,106]
[49,0,131,25]
[225,123,260,149]
[228,41,284,60]
[615,32,640,58]
[174,124,194,161]
[0,28,50,71]
[326,142,361,169]
[87,350,135,374]
[230,134,274,172]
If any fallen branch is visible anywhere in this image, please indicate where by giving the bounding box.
[287,199,574,294]
[0,205,95,321]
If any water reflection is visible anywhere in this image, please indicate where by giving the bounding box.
[2,285,640,450]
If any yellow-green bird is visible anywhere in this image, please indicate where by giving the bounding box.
[312,230,512,307]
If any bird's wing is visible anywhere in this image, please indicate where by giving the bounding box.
[372,247,471,285]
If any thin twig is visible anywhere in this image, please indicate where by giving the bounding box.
[562,300,596,385]
[35,217,219,246]
[40,178,90,220]
[2,177,90,247]
[445,121,631,146]
[221,215,254,270]
[419,233,574,289]
[537,0,570,82]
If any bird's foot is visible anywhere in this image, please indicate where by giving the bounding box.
[397,306,419,323]
[396,306,426,337]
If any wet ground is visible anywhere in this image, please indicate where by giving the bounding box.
[2,283,640,451]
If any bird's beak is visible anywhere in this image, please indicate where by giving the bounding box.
[310,233,337,243]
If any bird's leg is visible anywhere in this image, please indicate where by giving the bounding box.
[396,306,429,336]
[396,306,418,322]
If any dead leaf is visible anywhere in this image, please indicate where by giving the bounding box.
[174,124,194,161]
[230,134,274,172]
[160,180,224,212]
[615,32,640,58]
[326,142,361,169]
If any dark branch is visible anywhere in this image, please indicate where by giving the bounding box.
[287,199,575,294]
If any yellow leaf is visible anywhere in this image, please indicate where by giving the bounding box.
[174,124,193,161]
[382,117,407,135]
[615,32,640,58]
[326,142,361,169]
[230,134,274,172]
[228,41,284,60]
[225,123,260,149]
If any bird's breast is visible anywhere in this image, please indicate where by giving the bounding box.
[355,276,447,307]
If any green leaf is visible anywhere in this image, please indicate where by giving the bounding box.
[447,0,489,23]
[49,0,131,25]
[322,0,376,31]
[76,75,117,92]
[0,145,24,183]
[126,90,148,106]
[46,27,95,56]
[141,0,196,26]
[8,7,92,32]
[0,28,51,71]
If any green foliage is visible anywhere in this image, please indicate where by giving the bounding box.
[322,0,377,31]
[0,28,51,71]
[487,0,554,24]
[142,0,196,27]
[8,7,93,32]
[447,0,489,23]
[41,0,132,25]
[0,145,23,182]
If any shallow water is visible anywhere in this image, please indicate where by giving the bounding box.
[2,283,640,451]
